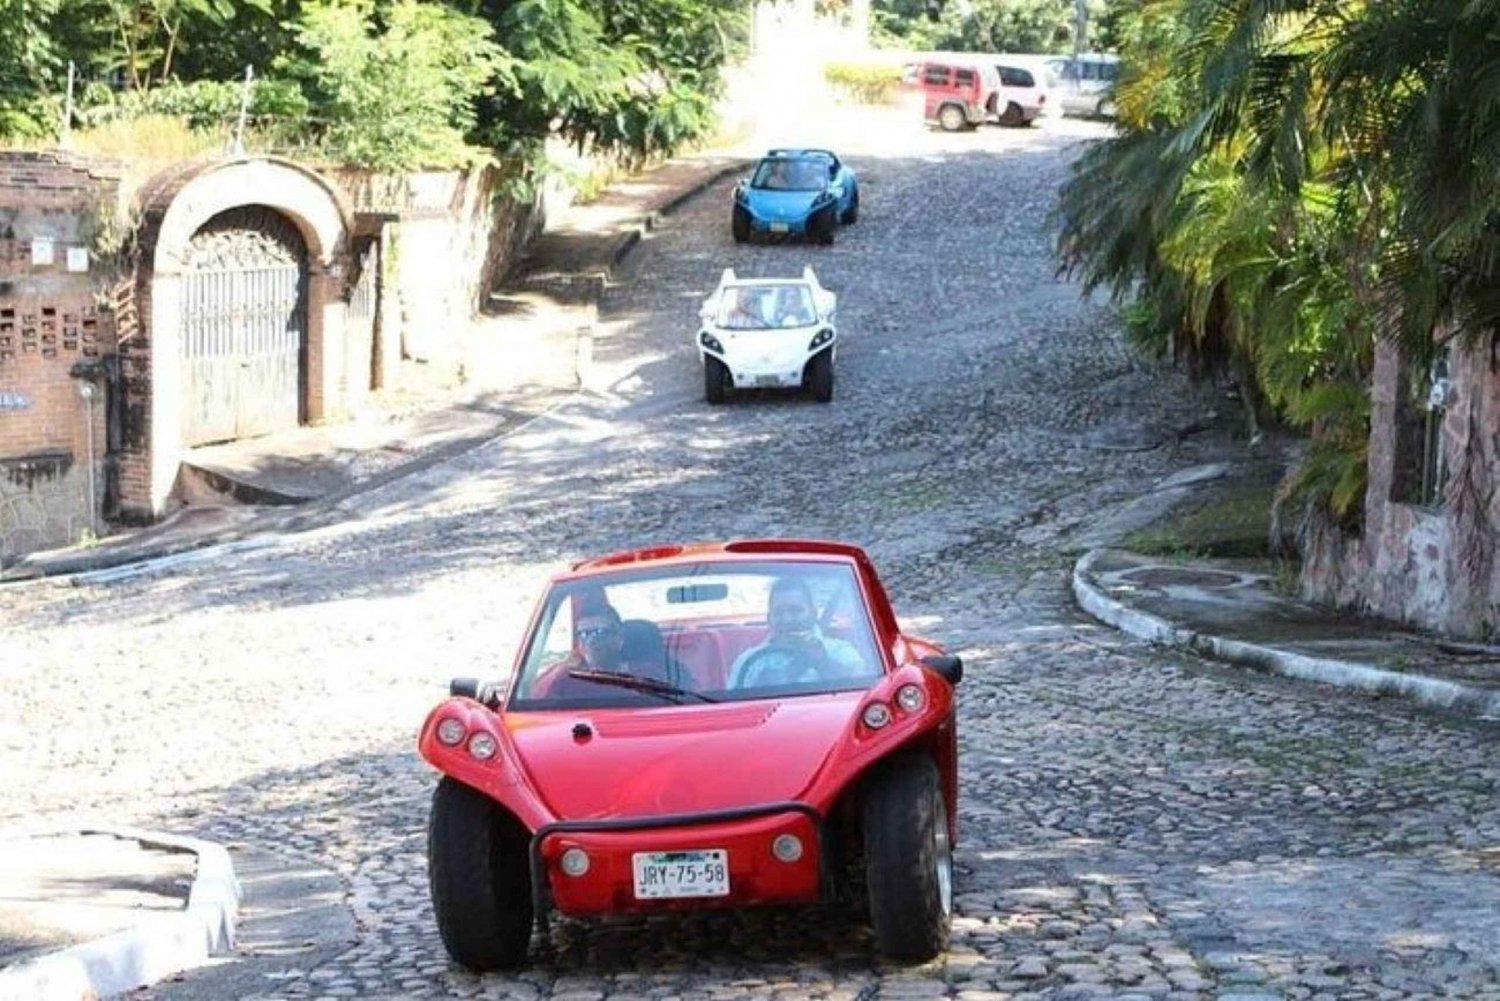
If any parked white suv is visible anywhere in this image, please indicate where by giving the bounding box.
[1043,53,1121,118]
[991,62,1048,126]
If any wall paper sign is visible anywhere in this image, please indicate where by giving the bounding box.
[66,247,89,273]
[0,391,32,412]
[30,238,55,266]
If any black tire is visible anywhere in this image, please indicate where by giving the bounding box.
[731,206,750,243]
[841,189,859,225]
[937,103,967,132]
[704,356,728,404]
[998,101,1025,127]
[863,756,951,962]
[1096,96,1117,118]
[812,207,836,246]
[428,777,534,971]
[807,350,834,403]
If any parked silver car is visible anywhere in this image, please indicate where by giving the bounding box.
[1043,54,1120,118]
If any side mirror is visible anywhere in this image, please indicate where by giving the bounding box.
[920,654,963,685]
[450,677,501,707]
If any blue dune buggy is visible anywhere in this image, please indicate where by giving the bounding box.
[731,149,860,246]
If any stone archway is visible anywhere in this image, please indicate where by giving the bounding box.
[131,158,353,516]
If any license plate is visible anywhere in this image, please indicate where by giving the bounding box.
[769,222,789,233]
[752,374,782,387]
[632,849,730,899]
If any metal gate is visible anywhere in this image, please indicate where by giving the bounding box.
[180,207,307,446]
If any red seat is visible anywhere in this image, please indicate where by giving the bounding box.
[667,630,728,690]
[716,624,771,671]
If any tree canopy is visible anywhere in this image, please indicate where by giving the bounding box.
[871,0,1108,55]
[0,0,753,170]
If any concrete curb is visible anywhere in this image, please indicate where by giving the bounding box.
[557,157,748,284]
[0,826,240,1001]
[647,159,749,224]
[1072,548,1500,722]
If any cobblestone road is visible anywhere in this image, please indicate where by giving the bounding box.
[3,113,1499,1000]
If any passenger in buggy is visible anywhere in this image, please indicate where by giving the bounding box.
[728,577,866,688]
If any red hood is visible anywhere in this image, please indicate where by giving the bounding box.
[506,692,863,819]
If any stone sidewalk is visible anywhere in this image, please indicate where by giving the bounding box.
[0,828,238,1001]
[0,152,748,584]
[1074,547,1500,722]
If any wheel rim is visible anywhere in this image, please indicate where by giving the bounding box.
[932,785,952,916]
[941,107,962,129]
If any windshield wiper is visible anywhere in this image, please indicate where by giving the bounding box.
[566,669,718,704]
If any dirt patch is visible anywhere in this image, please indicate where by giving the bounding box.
[1122,567,1244,589]
[1123,467,1286,560]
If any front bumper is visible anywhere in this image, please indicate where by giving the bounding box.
[751,215,809,234]
[737,201,836,234]
[532,802,824,916]
[701,339,833,390]
[726,364,807,389]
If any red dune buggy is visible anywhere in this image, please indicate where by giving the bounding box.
[418,539,963,968]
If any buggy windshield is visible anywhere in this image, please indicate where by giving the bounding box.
[716,284,817,330]
[751,158,829,192]
[510,560,885,709]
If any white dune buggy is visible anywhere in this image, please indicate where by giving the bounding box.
[696,267,839,404]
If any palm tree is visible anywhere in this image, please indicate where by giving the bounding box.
[1057,0,1500,527]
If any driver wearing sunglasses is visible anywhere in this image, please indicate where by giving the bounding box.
[575,606,627,672]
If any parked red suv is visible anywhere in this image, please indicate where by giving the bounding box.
[914,59,1000,131]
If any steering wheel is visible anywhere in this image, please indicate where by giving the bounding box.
[735,643,824,688]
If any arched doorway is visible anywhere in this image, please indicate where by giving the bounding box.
[125,156,354,517]
[179,206,309,446]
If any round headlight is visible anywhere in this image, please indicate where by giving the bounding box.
[560,848,591,877]
[468,732,498,760]
[772,833,804,863]
[862,702,892,730]
[436,717,466,746]
[896,684,926,713]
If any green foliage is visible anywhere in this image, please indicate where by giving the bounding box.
[873,0,1103,54]
[1092,0,1141,52]
[1,0,752,173]
[80,77,308,129]
[466,0,749,163]
[275,0,509,171]
[95,0,274,89]
[169,0,296,82]
[870,0,941,50]
[824,62,904,104]
[948,0,1088,53]
[1057,0,1500,529]
[0,0,65,137]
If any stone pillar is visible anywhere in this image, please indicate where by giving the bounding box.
[305,265,346,423]
[1362,336,1402,568]
[146,271,184,515]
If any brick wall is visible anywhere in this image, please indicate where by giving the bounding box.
[0,151,125,563]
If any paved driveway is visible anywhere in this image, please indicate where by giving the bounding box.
[3,113,1498,1000]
